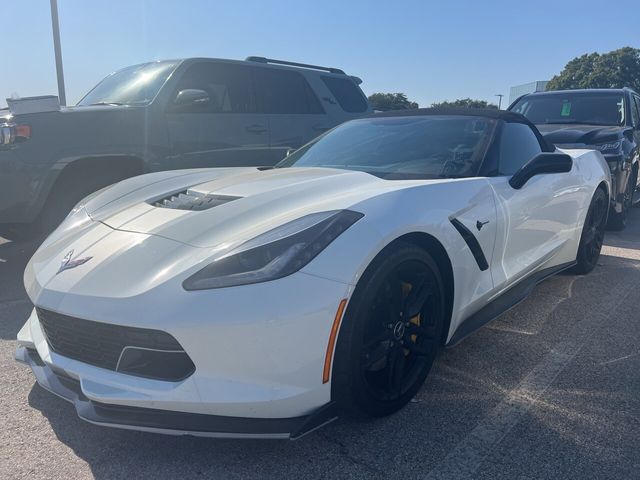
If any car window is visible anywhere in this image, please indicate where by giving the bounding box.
[278,115,496,180]
[632,95,640,128]
[511,93,625,126]
[321,76,368,113]
[253,68,323,114]
[78,61,179,106]
[498,122,542,175]
[173,62,254,113]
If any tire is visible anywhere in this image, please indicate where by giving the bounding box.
[332,242,445,417]
[572,187,607,275]
[632,167,639,209]
[607,172,634,230]
[0,224,34,242]
[33,161,143,238]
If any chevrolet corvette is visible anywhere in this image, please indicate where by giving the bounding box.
[16,109,610,439]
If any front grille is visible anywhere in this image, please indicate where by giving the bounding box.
[151,189,240,211]
[37,308,194,380]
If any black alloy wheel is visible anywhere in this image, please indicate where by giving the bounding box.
[573,187,607,274]
[332,244,445,417]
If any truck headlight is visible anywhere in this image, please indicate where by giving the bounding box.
[183,210,363,290]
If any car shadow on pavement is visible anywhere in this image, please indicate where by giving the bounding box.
[0,237,39,340]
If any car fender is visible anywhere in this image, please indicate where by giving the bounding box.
[301,177,498,340]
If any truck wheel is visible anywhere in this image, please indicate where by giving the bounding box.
[34,161,143,238]
[607,174,633,231]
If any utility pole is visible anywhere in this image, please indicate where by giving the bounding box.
[495,94,504,110]
[50,0,66,105]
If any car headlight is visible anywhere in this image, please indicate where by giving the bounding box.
[594,141,622,154]
[183,210,363,290]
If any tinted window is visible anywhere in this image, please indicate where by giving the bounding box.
[321,76,368,113]
[631,95,640,128]
[499,123,542,175]
[278,115,496,180]
[173,62,254,113]
[511,92,625,126]
[253,68,323,114]
[78,61,179,106]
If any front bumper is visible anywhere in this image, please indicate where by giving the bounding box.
[15,346,337,439]
[18,244,352,437]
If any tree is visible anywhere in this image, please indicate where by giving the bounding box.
[547,47,640,92]
[430,98,498,109]
[368,93,419,111]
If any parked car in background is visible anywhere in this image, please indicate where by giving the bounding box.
[509,87,640,229]
[0,56,371,238]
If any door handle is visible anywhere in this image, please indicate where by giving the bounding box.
[245,124,267,134]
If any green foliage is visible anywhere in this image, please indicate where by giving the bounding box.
[368,92,419,111]
[430,98,498,109]
[547,47,640,92]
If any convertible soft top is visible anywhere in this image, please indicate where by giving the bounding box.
[371,108,555,152]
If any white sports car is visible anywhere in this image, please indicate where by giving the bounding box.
[16,109,610,439]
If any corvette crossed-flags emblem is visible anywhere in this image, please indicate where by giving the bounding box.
[56,249,93,274]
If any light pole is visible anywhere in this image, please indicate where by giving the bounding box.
[50,0,66,105]
[495,94,504,110]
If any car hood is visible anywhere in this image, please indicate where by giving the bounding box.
[536,124,626,146]
[78,166,394,249]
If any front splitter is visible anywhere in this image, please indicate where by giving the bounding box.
[15,346,338,440]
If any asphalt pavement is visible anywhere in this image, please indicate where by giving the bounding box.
[1,211,639,480]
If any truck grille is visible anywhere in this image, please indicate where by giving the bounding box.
[37,308,195,381]
[151,190,240,211]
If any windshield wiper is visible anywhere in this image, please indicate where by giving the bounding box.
[87,102,125,106]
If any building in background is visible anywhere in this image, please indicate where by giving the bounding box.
[509,81,549,105]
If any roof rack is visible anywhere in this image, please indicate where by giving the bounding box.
[245,56,345,75]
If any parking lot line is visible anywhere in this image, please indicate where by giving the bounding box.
[421,270,637,480]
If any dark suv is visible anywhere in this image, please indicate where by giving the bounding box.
[0,56,371,238]
[509,87,640,228]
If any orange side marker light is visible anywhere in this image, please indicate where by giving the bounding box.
[323,298,348,384]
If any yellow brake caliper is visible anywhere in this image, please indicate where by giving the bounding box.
[401,282,422,355]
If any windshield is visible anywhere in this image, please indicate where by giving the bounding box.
[511,92,626,126]
[277,116,496,180]
[78,61,179,106]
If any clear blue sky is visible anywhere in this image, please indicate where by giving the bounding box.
[2,0,638,108]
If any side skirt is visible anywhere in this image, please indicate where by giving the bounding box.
[446,261,576,347]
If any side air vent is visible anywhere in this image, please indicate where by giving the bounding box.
[151,190,240,211]
[450,218,489,271]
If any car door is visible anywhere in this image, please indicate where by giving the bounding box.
[631,94,640,200]
[487,122,584,290]
[165,61,272,168]
[252,67,329,158]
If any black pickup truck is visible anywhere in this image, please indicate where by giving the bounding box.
[0,56,371,238]
[509,87,640,229]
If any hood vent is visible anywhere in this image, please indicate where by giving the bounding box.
[151,190,240,211]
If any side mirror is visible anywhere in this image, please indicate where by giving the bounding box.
[509,152,573,189]
[174,89,210,107]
